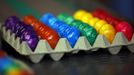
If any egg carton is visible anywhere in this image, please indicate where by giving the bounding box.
[1,23,134,63]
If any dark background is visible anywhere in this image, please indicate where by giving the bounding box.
[0,0,134,22]
[0,0,134,75]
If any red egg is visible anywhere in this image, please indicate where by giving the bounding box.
[0,51,7,57]
[110,17,121,26]
[20,70,33,75]
[23,16,35,25]
[92,10,100,17]
[41,30,59,48]
[23,16,60,48]
[115,21,133,41]
[93,9,122,27]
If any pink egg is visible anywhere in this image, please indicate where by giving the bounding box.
[115,21,133,41]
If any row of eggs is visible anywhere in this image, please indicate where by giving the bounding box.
[4,9,133,51]
[0,51,32,75]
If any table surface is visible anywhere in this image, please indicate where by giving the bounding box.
[2,40,134,75]
[1,1,134,75]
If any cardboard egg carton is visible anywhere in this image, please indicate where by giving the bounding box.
[1,23,134,63]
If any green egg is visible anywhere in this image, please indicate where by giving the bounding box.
[2,60,22,75]
[70,20,81,28]
[57,13,98,45]
[83,26,98,45]
[57,13,74,25]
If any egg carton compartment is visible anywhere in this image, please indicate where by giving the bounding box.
[1,23,134,63]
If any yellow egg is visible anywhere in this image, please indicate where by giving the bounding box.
[99,24,116,43]
[81,13,93,23]
[88,18,100,27]
[74,10,87,20]
[99,24,114,33]
[94,20,107,32]
[6,69,22,75]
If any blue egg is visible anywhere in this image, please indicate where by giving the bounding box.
[40,13,80,47]
[0,57,14,71]
[53,21,69,37]
[63,27,80,47]
[40,13,56,26]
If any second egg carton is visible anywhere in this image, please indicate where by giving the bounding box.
[1,23,134,63]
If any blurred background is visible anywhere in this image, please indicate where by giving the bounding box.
[0,0,134,75]
[0,0,133,22]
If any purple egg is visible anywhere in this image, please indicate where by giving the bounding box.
[26,36,39,51]
[15,22,26,36]
[21,32,38,51]
[15,22,35,37]
[19,26,39,51]
[4,16,20,31]
[20,30,36,40]
[6,16,20,22]
[25,25,34,31]
[14,22,27,34]
[14,22,23,34]
[5,17,39,51]
[5,20,15,30]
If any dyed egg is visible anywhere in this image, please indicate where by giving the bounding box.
[92,9,102,17]
[92,8,109,18]
[15,22,27,37]
[99,24,116,43]
[23,15,60,48]
[77,21,88,31]
[20,70,33,75]
[0,50,32,75]
[7,70,32,75]
[62,27,80,47]
[23,16,35,25]
[115,21,133,41]
[57,13,74,25]
[40,13,57,26]
[6,68,24,75]
[94,20,107,32]
[40,13,80,47]
[82,27,98,45]
[58,13,97,45]
[0,51,7,57]
[74,10,87,20]
[57,22,70,37]
[92,9,122,26]
[4,16,20,31]
[26,37,39,51]
[81,13,93,23]
[70,20,81,28]
[0,57,20,72]
[13,21,39,51]
[99,13,107,20]
[88,18,99,27]
[41,30,60,48]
